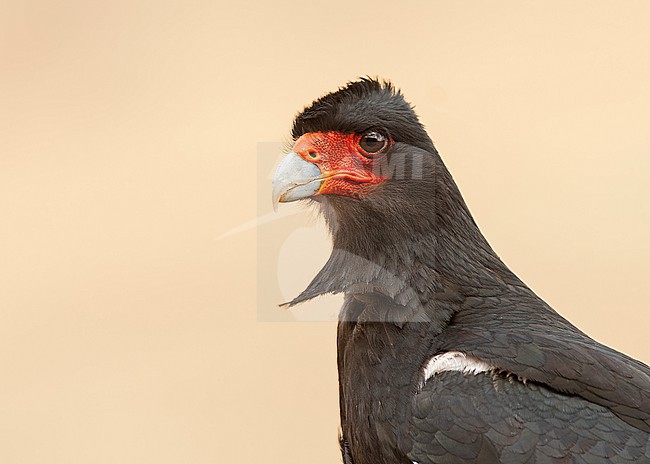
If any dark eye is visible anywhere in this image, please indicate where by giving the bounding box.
[359,131,388,155]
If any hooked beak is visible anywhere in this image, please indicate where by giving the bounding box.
[272,152,323,210]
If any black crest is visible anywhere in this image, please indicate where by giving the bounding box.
[291,78,434,152]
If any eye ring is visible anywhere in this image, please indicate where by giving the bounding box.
[358,130,389,156]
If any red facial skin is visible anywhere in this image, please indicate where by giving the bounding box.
[291,131,389,199]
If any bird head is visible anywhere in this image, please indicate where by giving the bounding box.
[272,79,438,217]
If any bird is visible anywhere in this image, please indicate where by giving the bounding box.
[272,78,650,463]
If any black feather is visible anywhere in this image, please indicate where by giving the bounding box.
[292,77,433,152]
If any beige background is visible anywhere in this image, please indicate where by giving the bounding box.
[1,1,649,462]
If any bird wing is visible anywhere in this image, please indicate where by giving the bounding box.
[435,299,650,433]
[406,370,650,463]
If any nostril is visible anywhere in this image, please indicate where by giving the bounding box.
[308,151,318,159]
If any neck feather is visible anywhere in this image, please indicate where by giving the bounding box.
[288,152,524,319]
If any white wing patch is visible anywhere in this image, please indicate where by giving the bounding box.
[422,351,495,386]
